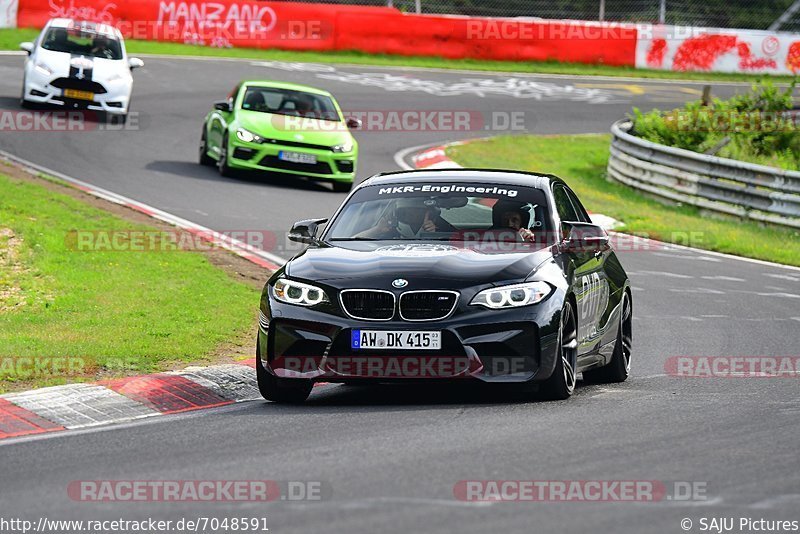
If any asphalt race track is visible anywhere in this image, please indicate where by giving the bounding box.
[1,54,799,533]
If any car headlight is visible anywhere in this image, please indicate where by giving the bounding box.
[331,141,353,153]
[272,278,328,307]
[34,62,53,76]
[470,281,552,309]
[236,128,262,143]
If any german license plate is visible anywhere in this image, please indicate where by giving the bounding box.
[352,330,442,350]
[279,150,316,164]
[64,89,94,101]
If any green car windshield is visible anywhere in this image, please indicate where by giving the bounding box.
[241,87,341,121]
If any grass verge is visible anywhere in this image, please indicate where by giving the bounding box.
[0,27,795,83]
[0,169,260,393]
[447,134,800,267]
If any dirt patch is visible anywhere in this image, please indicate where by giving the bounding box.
[0,227,28,313]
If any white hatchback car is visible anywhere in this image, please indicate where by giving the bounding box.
[20,18,144,120]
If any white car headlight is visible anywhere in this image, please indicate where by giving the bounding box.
[236,128,262,143]
[331,141,353,153]
[272,278,328,307]
[470,281,552,309]
[34,62,53,76]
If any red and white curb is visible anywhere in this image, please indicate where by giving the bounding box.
[0,362,257,440]
[0,360,334,440]
[0,149,286,271]
[412,144,464,170]
[403,142,622,231]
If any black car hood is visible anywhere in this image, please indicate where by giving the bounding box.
[286,242,556,289]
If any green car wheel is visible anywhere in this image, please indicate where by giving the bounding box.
[199,128,214,166]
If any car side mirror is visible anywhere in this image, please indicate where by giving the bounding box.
[561,222,610,253]
[288,218,328,244]
[346,118,362,129]
[20,42,34,55]
[128,57,144,70]
[214,100,233,112]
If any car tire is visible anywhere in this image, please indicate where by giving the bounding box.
[20,79,33,109]
[256,348,313,404]
[217,134,233,177]
[331,181,352,193]
[199,128,215,166]
[538,299,578,401]
[583,291,632,384]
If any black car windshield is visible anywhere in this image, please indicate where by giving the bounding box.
[241,87,341,121]
[326,182,554,247]
[41,27,122,60]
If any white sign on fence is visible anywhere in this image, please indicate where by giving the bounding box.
[0,0,18,28]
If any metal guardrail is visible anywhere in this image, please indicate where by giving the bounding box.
[607,120,800,229]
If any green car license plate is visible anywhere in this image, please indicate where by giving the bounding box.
[279,151,317,165]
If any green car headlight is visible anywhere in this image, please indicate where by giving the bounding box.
[272,278,328,307]
[331,141,353,153]
[470,282,552,309]
[236,128,262,143]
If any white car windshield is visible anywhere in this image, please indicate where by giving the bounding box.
[41,27,122,60]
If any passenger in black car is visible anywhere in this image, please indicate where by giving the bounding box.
[492,200,537,242]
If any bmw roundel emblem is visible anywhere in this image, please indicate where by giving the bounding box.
[392,279,409,289]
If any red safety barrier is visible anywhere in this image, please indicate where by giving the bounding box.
[336,14,637,65]
[17,0,395,50]
[17,0,639,66]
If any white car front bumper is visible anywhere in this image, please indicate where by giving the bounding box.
[24,67,131,115]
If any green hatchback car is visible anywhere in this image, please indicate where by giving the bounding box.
[199,80,360,192]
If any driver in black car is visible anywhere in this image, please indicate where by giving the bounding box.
[356,198,454,239]
[492,200,537,242]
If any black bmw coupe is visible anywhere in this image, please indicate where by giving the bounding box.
[257,169,632,402]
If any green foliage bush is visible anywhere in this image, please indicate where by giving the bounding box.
[632,80,800,170]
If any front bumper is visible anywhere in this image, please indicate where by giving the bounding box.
[227,138,356,183]
[24,70,130,115]
[257,296,563,384]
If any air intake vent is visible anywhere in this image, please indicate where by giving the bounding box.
[399,291,459,321]
[340,290,395,321]
[50,78,107,94]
